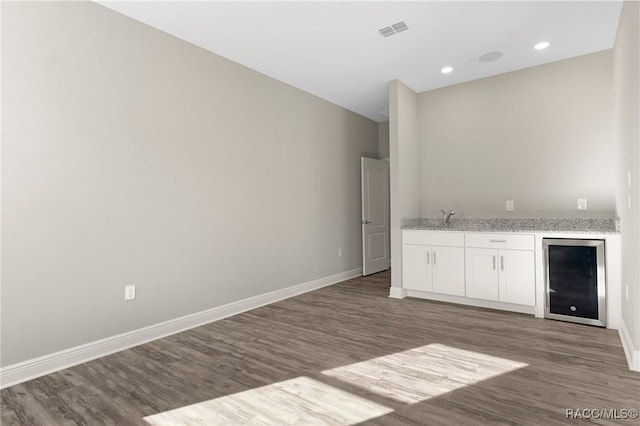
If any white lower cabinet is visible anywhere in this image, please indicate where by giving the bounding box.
[464,233,536,307]
[402,244,465,296]
[403,230,536,311]
[498,249,535,306]
[432,246,465,296]
[465,248,535,306]
[465,248,499,301]
[402,245,432,292]
[402,231,465,296]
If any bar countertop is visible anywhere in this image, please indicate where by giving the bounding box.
[401,218,620,234]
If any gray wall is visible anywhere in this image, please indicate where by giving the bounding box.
[389,81,419,290]
[1,1,378,366]
[417,51,615,218]
[613,0,640,358]
[378,121,390,160]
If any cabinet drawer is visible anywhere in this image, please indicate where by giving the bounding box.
[465,233,534,250]
[403,230,464,246]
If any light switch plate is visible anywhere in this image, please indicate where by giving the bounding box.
[506,200,514,211]
[577,199,587,210]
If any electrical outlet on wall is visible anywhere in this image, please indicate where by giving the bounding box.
[506,200,514,211]
[125,284,136,301]
[626,284,629,302]
[577,199,588,210]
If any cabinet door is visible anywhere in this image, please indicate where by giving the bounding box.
[465,248,499,301]
[402,245,432,291]
[432,246,465,296]
[499,250,535,306]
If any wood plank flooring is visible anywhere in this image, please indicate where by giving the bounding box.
[1,269,639,425]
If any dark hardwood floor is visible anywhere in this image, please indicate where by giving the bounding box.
[1,270,639,425]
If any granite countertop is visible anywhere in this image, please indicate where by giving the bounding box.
[401,218,620,234]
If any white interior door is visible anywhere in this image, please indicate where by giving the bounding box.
[361,157,390,276]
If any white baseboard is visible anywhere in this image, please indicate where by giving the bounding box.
[388,287,407,299]
[405,290,536,315]
[618,316,640,372]
[0,268,362,389]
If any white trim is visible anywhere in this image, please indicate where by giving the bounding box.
[0,268,362,389]
[618,316,640,372]
[388,287,407,299]
[405,290,536,315]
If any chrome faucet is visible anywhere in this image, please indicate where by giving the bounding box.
[440,209,456,226]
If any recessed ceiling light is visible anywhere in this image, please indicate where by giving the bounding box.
[441,66,453,74]
[534,41,550,50]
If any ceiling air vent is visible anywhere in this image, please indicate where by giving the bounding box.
[392,21,409,33]
[379,26,395,37]
[379,21,409,37]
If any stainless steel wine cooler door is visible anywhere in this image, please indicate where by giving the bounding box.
[543,239,606,327]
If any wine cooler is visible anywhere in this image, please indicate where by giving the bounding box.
[543,239,606,327]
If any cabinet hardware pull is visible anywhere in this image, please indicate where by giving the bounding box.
[433,252,436,265]
[426,251,429,264]
[493,255,496,270]
[501,256,504,271]
[489,239,507,243]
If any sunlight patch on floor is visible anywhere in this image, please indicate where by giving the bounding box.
[322,343,528,404]
[143,376,392,425]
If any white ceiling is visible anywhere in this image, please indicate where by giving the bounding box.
[97,1,623,122]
